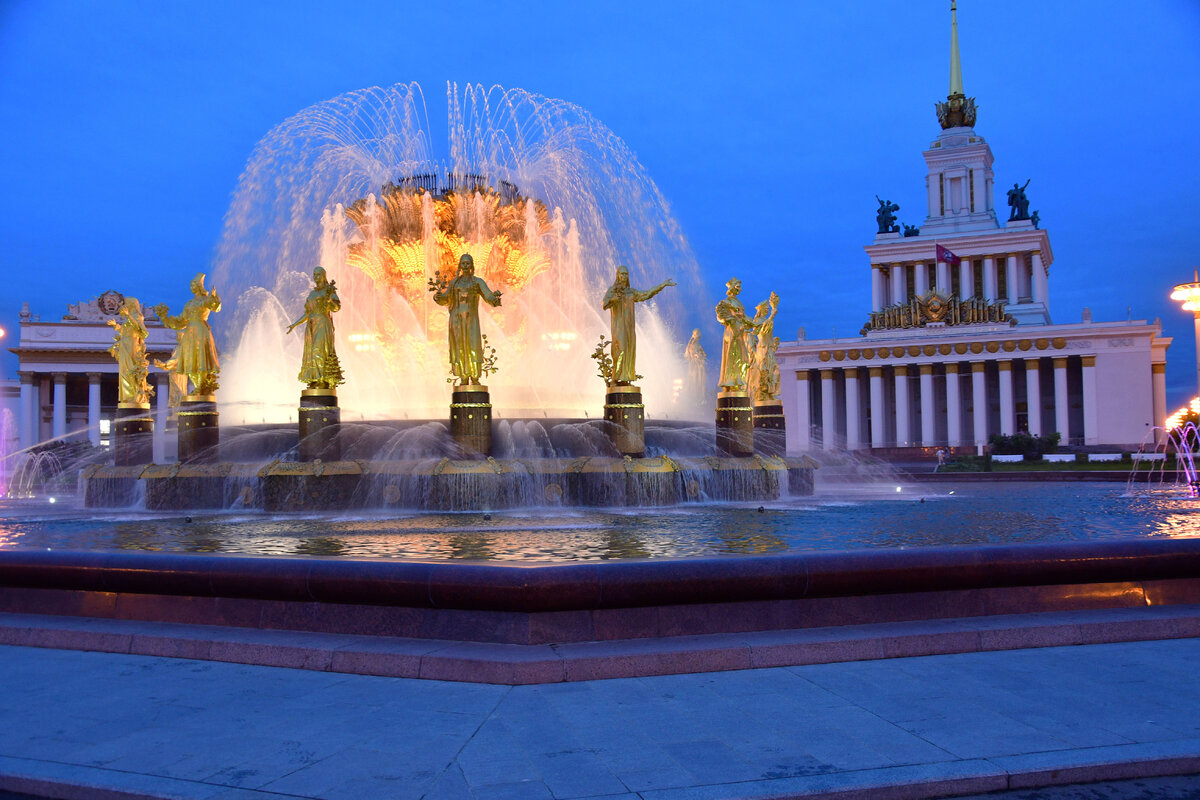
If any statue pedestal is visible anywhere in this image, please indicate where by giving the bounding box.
[299,389,340,461]
[716,390,754,456]
[178,394,218,464]
[114,403,153,466]
[753,402,786,457]
[604,384,645,457]
[451,384,491,458]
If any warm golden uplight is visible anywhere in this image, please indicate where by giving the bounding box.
[1164,397,1200,430]
[1170,270,1200,313]
[344,185,552,304]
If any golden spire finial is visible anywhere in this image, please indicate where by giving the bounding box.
[949,0,963,97]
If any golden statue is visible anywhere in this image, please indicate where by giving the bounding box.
[684,328,707,405]
[602,265,675,385]
[749,292,781,403]
[154,272,222,398]
[428,254,502,385]
[286,267,344,390]
[151,349,189,408]
[107,297,153,406]
[715,277,754,392]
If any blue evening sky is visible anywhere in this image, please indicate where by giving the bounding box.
[2,1,1199,405]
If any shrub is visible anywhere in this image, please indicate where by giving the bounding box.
[988,432,1061,458]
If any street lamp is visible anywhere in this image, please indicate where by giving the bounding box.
[1171,269,1200,395]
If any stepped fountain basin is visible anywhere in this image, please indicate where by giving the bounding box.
[82,454,817,511]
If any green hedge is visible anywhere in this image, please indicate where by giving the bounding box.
[988,432,1061,458]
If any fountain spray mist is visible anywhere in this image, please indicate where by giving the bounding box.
[212,82,705,424]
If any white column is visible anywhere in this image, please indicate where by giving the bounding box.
[821,369,837,450]
[844,369,861,450]
[869,367,885,448]
[1053,357,1070,443]
[892,265,907,305]
[1082,355,1099,445]
[154,372,170,463]
[1032,251,1048,306]
[894,366,910,447]
[919,364,935,445]
[998,360,1015,435]
[945,363,962,446]
[936,260,951,294]
[52,373,67,440]
[971,362,988,450]
[913,262,929,296]
[871,267,884,312]
[1152,363,1167,445]
[1005,254,1019,303]
[87,373,102,447]
[1025,359,1042,436]
[18,373,35,451]
[959,260,974,299]
[983,257,998,301]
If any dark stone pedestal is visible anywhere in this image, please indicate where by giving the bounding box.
[753,402,786,456]
[299,389,340,461]
[178,395,218,464]
[716,390,754,456]
[604,384,645,457]
[114,403,154,466]
[451,384,492,458]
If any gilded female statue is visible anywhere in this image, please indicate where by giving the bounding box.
[429,254,502,385]
[286,267,343,389]
[107,297,152,406]
[715,277,754,392]
[749,292,780,403]
[602,265,674,385]
[154,272,221,397]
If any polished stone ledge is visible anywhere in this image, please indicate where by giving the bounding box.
[2,538,1199,613]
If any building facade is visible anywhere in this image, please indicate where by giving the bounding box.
[776,7,1169,455]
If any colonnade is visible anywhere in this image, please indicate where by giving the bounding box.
[17,371,172,459]
[872,251,1048,310]
[792,354,1097,451]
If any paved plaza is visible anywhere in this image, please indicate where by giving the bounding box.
[3,637,1200,799]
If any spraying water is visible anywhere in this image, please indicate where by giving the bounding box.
[212,83,704,424]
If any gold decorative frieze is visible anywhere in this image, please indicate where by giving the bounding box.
[861,291,1013,334]
[1002,341,1016,352]
[1036,338,1050,350]
[1052,337,1067,349]
[970,342,983,354]
[819,351,831,361]
[1018,339,1032,350]
[955,343,968,354]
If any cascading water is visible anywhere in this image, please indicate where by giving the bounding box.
[212,83,705,426]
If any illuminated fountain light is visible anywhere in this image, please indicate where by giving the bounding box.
[212,83,702,425]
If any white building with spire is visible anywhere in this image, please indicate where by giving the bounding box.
[777,2,1170,454]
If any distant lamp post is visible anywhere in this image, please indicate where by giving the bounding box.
[1170,269,1200,395]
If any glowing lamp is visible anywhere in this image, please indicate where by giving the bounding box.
[1173,270,1200,399]
[1170,274,1200,312]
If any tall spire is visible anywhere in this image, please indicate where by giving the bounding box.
[935,0,977,129]
[949,0,963,96]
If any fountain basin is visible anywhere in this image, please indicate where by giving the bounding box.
[2,539,1198,647]
[81,455,817,511]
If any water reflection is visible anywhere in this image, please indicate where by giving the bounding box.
[0,482,1196,561]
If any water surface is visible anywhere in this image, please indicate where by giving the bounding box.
[1,481,1196,562]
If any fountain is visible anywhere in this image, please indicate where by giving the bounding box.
[79,81,816,511]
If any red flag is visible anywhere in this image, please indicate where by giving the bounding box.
[936,244,961,266]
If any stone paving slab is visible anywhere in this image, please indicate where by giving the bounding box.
[2,605,1200,685]
[3,639,1200,799]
